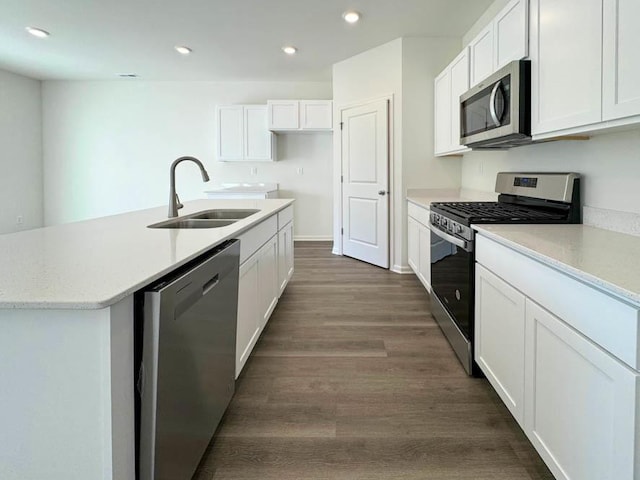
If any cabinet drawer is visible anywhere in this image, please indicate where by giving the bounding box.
[476,234,640,370]
[407,202,430,227]
[277,205,294,230]
[237,215,278,264]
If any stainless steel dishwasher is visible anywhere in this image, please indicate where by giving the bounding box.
[137,239,239,480]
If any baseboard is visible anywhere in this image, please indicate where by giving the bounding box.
[391,264,413,274]
[294,236,333,242]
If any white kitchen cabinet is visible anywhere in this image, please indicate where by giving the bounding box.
[476,233,640,480]
[216,105,276,161]
[407,216,419,272]
[434,69,452,155]
[603,0,640,121]
[418,225,431,289]
[469,25,494,87]
[475,264,526,425]
[494,0,529,70]
[524,300,639,480]
[257,235,279,329]
[267,100,333,131]
[407,202,432,292]
[236,254,260,377]
[234,207,295,377]
[468,0,528,87]
[530,0,603,135]
[277,220,294,296]
[434,48,470,156]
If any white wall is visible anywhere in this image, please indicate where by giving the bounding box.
[42,80,333,239]
[332,37,461,271]
[0,69,43,234]
[462,129,640,215]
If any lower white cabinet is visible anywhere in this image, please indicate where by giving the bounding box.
[407,203,432,291]
[278,220,294,296]
[235,207,295,377]
[476,235,640,480]
[525,300,639,480]
[475,264,526,425]
[236,254,260,377]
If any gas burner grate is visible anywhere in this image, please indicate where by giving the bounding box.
[433,201,566,222]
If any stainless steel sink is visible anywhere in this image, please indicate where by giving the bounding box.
[189,209,260,220]
[148,208,260,229]
[148,218,237,229]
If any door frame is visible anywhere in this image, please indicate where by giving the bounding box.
[332,94,395,269]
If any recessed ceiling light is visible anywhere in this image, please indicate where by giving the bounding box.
[175,46,192,55]
[342,11,361,24]
[282,46,297,55]
[117,73,138,78]
[26,26,50,38]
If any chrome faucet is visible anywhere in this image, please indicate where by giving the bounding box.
[168,156,210,218]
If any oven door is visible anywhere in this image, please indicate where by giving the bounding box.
[429,224,474,340]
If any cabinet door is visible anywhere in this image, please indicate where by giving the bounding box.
[475,264,526,425]
[278,221,294,296]
[216,105,244,161]
[449,48,470,152]
[236,255,259,377]
[300,101,333,130]
[494,0,529,70]
[244,105,273,161]
[257,235,278,329]
[524,300,639,480]
[267,100,299,130]
[530,0,602,135]
[418,224,431,291]
[434,69,451,155]
[603,0,640,121]
[407,216,419,273]
[469,24,495,86]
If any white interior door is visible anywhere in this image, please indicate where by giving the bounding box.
[341,99,389,268]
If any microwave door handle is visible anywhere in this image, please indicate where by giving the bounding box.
[489,81,502,127]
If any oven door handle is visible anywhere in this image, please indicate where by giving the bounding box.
[428,223,473,253]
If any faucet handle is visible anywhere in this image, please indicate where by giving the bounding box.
[175,193,184,210]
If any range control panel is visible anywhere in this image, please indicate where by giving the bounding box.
[429,212,473,241]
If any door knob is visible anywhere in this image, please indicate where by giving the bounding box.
[378,190,388,196]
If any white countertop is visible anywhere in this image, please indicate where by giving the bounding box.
[474,224,640,306]
[0,199,293,310]
[407,188,498,210]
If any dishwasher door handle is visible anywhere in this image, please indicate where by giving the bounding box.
[202,274,220,295]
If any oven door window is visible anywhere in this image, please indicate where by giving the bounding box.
[430,231,473,338]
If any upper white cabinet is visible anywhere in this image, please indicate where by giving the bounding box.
[434,48,470,156]
[530,0,603,135]
[468,0,528,87]
[603,0,640,121]
[268,100,333,132]
[216,105,276,162]
[469,25,495,87]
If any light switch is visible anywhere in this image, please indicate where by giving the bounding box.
[296,167,304,175]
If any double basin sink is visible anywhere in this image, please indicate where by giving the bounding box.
[148,209,260,229]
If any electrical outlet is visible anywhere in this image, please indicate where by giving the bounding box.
[16,215,23,225]
[250,167,258,175]
[296,167,304,175]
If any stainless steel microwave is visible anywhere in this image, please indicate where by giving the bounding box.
[460,60,531,149]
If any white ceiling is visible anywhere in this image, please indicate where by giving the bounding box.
[0,0,493,81]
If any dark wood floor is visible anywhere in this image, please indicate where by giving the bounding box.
[194,242,554,480]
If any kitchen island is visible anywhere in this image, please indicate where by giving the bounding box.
[0,198,294,480]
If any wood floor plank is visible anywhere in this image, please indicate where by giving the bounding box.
[192,242,554,480]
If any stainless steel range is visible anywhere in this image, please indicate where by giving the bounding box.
[428,172,581,375]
